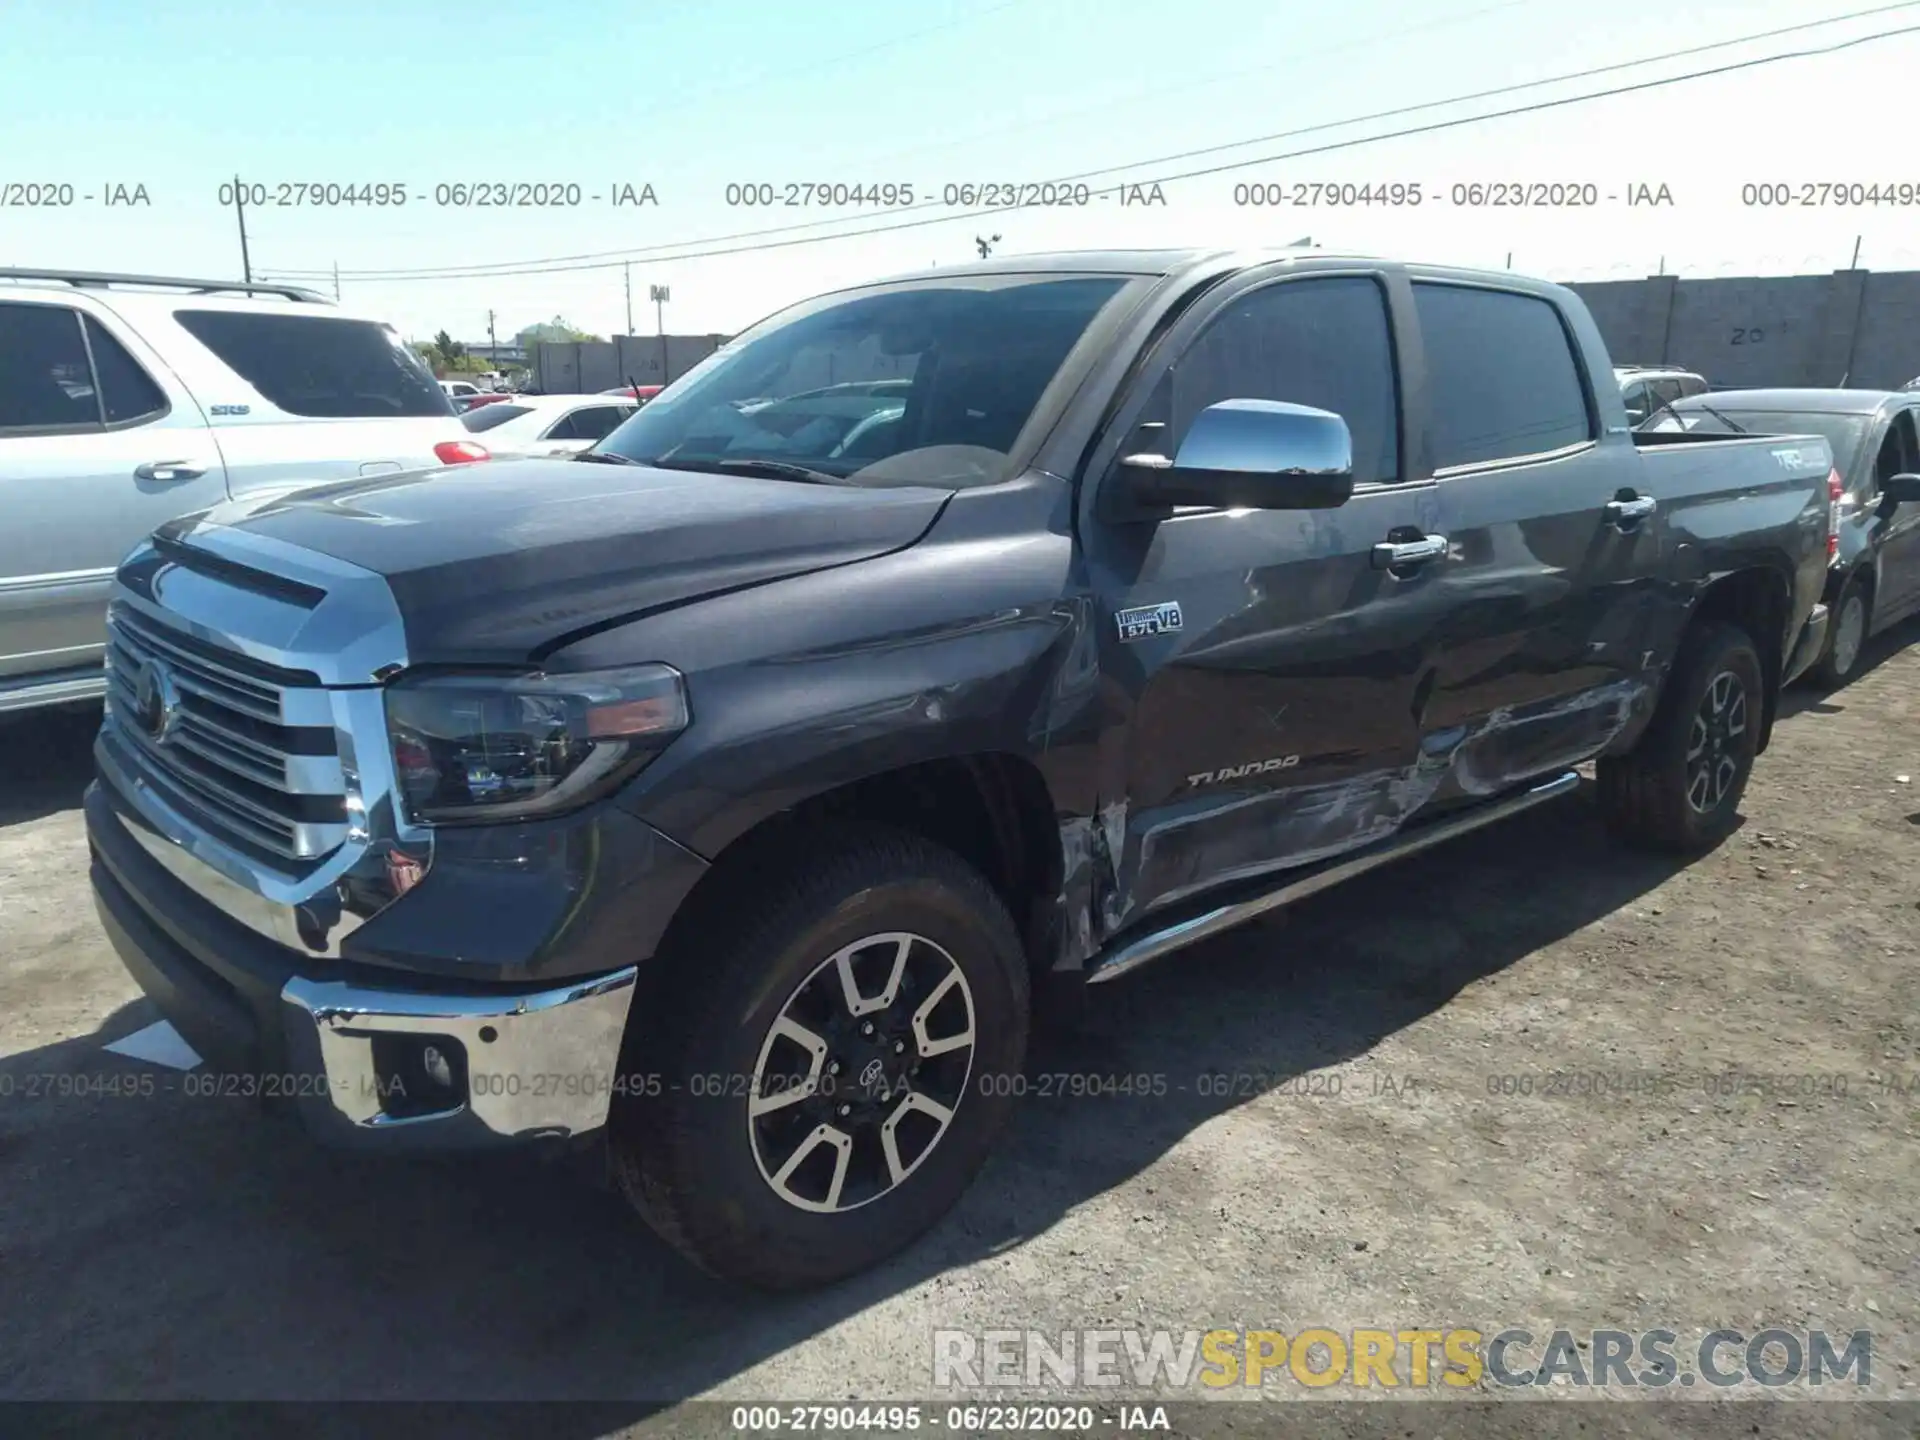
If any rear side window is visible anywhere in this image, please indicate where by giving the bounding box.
[85,318,169,424]
[1413,284,1592,468]
[175,310,452,418]
[461,403,532,433]
[546,404,629,442]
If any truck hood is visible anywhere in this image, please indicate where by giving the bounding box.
[175,458,954,664]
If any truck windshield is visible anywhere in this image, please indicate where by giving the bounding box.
[1670,407,1871,473]
[590,273,1135,488]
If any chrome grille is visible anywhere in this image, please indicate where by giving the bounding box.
[104,602,350,867]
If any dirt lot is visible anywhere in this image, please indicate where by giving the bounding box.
[1,626,1916,1437]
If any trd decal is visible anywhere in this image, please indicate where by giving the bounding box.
[1115,601,1183,642]
[1187,756,1300,786]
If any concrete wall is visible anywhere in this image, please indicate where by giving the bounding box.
[530,333,729,393]
[1564,269,1920,389]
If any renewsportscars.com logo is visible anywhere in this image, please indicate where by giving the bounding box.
[932,1326,1874,1391]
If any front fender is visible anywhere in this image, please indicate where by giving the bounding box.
[545,477,1098,862]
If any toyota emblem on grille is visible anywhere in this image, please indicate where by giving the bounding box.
[133,658,183,744]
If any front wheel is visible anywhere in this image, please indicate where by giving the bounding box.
[1597,623,1763,853]
[609,824,1030,1289]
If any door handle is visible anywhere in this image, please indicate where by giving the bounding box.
[1605,494,1657,525]
[1371,534,1448,569]
[134,459,210,482]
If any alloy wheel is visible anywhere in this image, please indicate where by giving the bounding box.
[1685,669,1748,815]
[747,932,977,1213]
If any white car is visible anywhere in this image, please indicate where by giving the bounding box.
[458,393,638,457]
[0,267,488,714]
[439,379,483,403]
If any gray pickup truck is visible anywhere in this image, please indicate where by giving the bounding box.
[87,250,1838,1288]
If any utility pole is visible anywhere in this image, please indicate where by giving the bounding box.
[232,174,253,284]
[487,309,497,372]
[332,260,340,301]
[624,263,634,335]
[975,234,1000,259]
[651,284,671,383]
[1850,234,1863,269]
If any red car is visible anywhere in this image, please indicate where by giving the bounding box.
[601,383,663,403]
[457,392,514,413]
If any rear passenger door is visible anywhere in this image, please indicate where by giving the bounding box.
[1414,281,1662,795]
[0,300,226,680]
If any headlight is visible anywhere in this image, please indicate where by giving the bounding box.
[384,664,689,824]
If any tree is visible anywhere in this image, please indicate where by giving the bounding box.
[515,315,602,351]
[432,329,465,363]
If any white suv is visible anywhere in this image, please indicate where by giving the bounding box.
[0,268,490,714]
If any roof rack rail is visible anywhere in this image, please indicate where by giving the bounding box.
[0,267,332,303]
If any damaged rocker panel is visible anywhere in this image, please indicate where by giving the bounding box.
[1084,769,1581,986]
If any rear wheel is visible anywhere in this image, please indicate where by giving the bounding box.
[609,824,1030,1289]
[1812,577,1870,688]
[1598,623,1763,853]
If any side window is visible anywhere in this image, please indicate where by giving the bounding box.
[542,411,582,441]
[1679,374,1709,398]
[558,405,626,442]
[1872,412,1915,486]
[1895,410,1920,476]
[0,302,101,432]
[1413,283,1593,468]
[84,318,169,425]
[1648,377,1685,415]
[1166,275,1399,484]
[1622,382,1651,426]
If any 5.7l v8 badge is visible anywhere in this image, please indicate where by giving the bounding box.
[1115,601,1183,642]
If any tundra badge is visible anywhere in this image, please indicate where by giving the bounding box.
[1115,601,1183,642]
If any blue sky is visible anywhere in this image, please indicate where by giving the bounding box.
[4,0,1917,341]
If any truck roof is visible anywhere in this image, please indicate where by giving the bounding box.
[861,248,1559,295]
[1680,388,1906,415]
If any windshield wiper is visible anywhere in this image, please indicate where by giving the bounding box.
[646,456,845,485]
[1693,402,1748,433]
[573,449,638,465]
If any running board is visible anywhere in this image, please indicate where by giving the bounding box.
[1084,769,1582,986]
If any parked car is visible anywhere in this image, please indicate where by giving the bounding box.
[1646,388,1920,684]
[1616,365,1710,426]
[88,250,1836,1291]
[439,379,482,405]
[602,383,664,403]
[458,392,513,413]
[458,394,639,457]
[0,267,489,715]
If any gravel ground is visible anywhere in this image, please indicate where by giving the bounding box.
[1,625,1916,1438]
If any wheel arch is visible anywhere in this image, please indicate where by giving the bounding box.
[647,751,1068,989]
[1685,566,1791,754]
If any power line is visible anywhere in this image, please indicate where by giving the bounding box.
[268,2,1920,282]
[264,16,1920,284]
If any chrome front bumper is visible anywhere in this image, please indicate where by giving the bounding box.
[278,967,638,1149]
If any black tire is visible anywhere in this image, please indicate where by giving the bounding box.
[609,823,1030,1290]
[1597,622,1763,853]
[1811,576,1870,688]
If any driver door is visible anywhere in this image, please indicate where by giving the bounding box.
[1076,267,1453,939]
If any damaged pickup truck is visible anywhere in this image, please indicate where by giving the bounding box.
[87,250,1838,1288]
